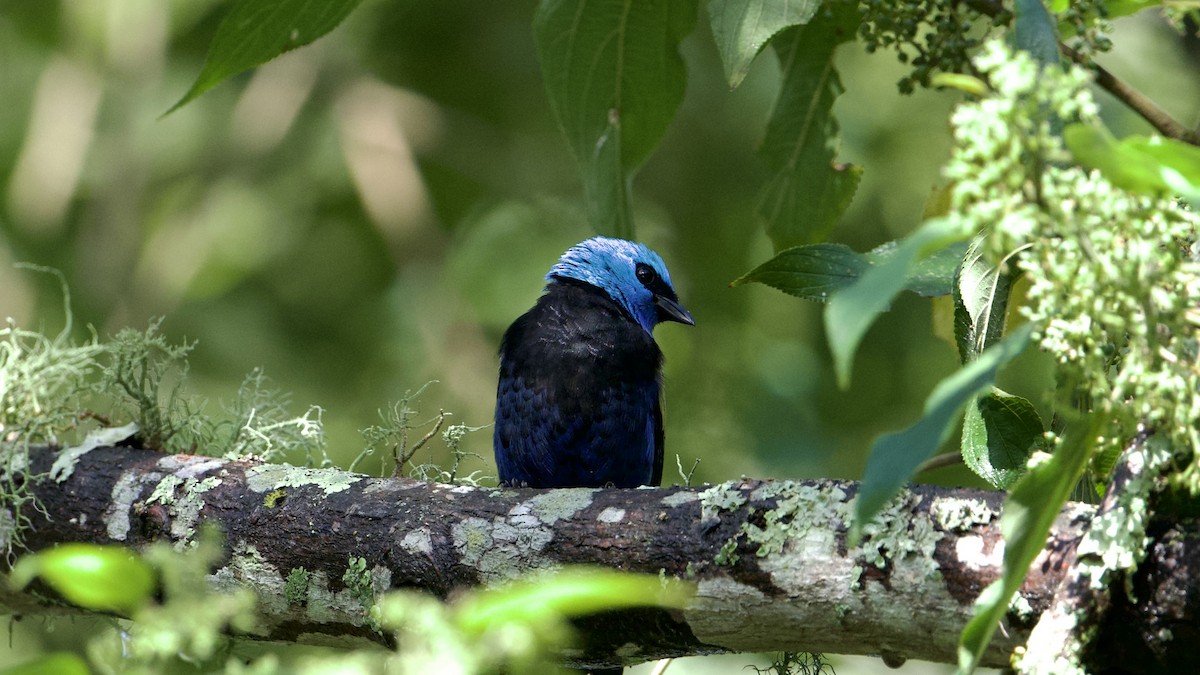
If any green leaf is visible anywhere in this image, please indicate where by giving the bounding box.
[826,217,971,388]
[757,4,862,250]
[454,568,692,635]
[961,388,1043,489]
[706,0,821,87]
[868,239,969,298]
[534,0,697,237]
[0,653,90,675]
[953,237,1014,363]
[730,243,869,301]
[167,0,364,114]
[1066,123,1200,204]
[854,323,1035,537]
[958,415,1100,674]
[9,544,156,613]
[1011,0,1061,67]
[733,238,967,302]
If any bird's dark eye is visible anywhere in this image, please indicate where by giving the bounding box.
[635,263,657,286]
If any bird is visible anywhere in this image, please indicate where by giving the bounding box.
[493,235,694,490]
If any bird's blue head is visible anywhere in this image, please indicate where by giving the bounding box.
[547,236,694,334]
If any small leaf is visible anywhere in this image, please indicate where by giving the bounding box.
[454,568,692,635]
[953,237,1015,363]
[10,544,156,613]
[826,217,971,388]
[961,389,1044,489]
[854,323,1035,537]
[167,0,364,114]
[1011,0,1061,67]
[730,243,869,301]
[930,73,989,96]
[756,4,861,250]
[706,0,821,87]
[958,415,1100,674]
[535,0,697,236]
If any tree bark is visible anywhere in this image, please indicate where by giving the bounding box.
[3,444,1198,671]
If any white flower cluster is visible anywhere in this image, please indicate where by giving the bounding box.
[947,40,1200,489]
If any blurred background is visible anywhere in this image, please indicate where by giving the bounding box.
[1,1,1197,672]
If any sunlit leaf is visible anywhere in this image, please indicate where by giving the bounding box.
[1066,123,1200,204]
[958,415,1100,673]
[0,653,90,675]
[854,323,1035,538]
[826,217,971,388]
[9,544,155,613]
[706,0,821,87]
[167,0,364,114]
[534,0,697,237]
[961,388,1043,489]
[757,4,861,250]
[454,568,693,635]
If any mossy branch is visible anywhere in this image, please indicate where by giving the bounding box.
[5,443,1200,671]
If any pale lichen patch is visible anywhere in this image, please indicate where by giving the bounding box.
[400,528,433,556]
[660,490,699,507]
[523,488,595,525]
[854,490,942,583]
[956,535,1003,569]
[157,454,226,479]
[104,469,164,541]
[452,517,493,566]
[598,507,625,523]
[146,474,223,542]
[245,463,363,495]
[931,497,996,532]
[699,482,747,523]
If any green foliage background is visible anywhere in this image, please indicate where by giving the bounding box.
[1,1,1198,672]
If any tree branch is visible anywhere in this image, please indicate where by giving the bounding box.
[963,0,1200,146]
[4,444,1200,671]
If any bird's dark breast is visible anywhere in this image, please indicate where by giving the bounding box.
[495,282,663,488]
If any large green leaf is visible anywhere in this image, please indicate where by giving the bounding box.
[853,323,1035,538]
[961,388,1043,489]
[167,0,364,114]
[730,239,966,301]
[706,0,821,88]
[958,414,1100,674]
[1012,0,1061,67]
[730,243,868,301]
[534,0,697,237]
[757,4,861,251]
[826,217,971,388]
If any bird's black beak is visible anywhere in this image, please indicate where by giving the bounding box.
[655,295,695,326]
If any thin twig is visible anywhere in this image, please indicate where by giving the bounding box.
[1060,43,1200,145]
[916,451,964,475]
